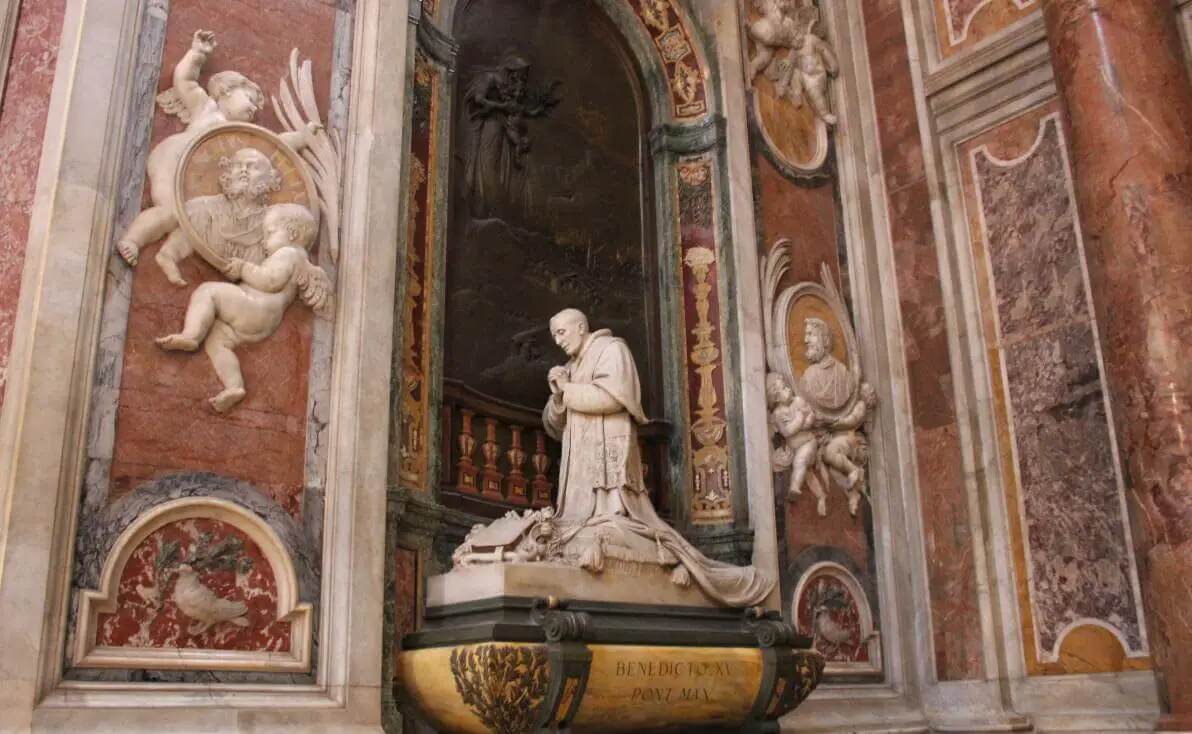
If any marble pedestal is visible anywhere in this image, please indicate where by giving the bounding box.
[398,564,825,733]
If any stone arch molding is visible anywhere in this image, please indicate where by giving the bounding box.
[446,0,713,123]
[74,498,313,672]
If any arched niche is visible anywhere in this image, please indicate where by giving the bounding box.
[444,0,662,413]
[397,0,749,546]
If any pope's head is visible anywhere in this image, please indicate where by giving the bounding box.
[803,317,833,364]
[550,308,589,358]
[218,148,282,203]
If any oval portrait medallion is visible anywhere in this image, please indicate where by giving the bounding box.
[746,2,831,177]
[173,122,319,270]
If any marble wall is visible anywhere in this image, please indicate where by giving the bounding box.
[862,0,985,682]
[67,0,343,681]
[959,102,1148,675]
[932,0,1037,58]
[0,0,67,414]
[108,0,337,510]
[744,0,886,680]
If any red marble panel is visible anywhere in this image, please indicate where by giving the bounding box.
[783,499,870,579]
[862,0,984,680]
[109,0,337,513]
[392,547,419,675]
[754,154,841,287]
[95,517,291,652]
[863,11,924,193]
[675,158,733,523]
[917,423,983,679]
[933,0,1038,59]
[0,0,67,414]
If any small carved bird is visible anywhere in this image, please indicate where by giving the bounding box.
[812,606,853,647]
[172,563,249,635]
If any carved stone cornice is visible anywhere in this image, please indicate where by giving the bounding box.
[684,524,755,567]
[414,14,459,71]
[648,114,726,157]
[386,485,447,550]
[742,607,806,648]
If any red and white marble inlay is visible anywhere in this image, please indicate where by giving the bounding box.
[96,517,292,652]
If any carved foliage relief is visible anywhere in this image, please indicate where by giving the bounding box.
[394,50,441,492]
[676,158,732,523]
[627,0,708,118]
[962,106,1147,673]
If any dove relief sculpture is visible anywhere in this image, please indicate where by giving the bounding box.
[121,30,343,411]
[173,563,251,635]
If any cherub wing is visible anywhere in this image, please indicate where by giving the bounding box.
[296,260,335,316]
[272,48,343,265]
[760,238,791,374]
[156,88,194,124]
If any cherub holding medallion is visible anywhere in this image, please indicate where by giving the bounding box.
[122,30,344,412]
[115,30,321,284]
[761,243,878,517]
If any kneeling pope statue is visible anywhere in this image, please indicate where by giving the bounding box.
[453,308,773,608]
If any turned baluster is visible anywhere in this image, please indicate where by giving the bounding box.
[480,417,505,499]
[456,409,479,492]
[531,429,553,507]
[505,425,529,505]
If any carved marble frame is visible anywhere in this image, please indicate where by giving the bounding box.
[766,268,864,421]
[74,497,314,672]
[0,0,408,729]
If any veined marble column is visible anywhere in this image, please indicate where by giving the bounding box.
[1040,0,1192,728]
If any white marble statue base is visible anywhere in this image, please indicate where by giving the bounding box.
[428,561,721,609]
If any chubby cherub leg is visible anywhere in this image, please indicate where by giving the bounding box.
[786,441,818,500]
[204,321,247,413]
[156,281,226,352]
[747,45,773,84]
[154,227,195,287]
[806,79,837,126]
[807,473,828,516]
[117,206,178,267]
[824,449,863,490]
[846,486,864,516]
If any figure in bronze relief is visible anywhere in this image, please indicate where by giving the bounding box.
[463,54,561,222]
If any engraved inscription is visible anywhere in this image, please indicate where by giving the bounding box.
[615,657,733,704]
